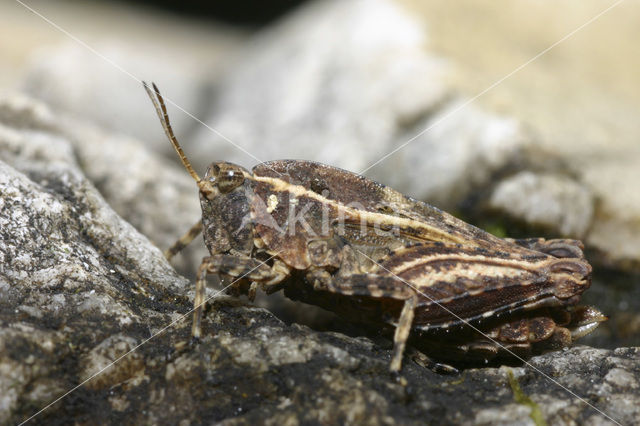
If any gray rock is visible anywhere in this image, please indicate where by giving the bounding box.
[0,93,205,277]
[188,0,449,175]
[378,100,528,209]
[1,92,638,426]
[397,0,640,271]
[19,3,248,152]
[488,171,594,238]
[13,0,640,272]
[60,116,206,277]
[22,42,207,149]
[581,160,640,270]
[524,347,640,425]
[0,103,190,423]
[183,0,533,213]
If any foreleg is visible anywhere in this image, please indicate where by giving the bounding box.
[164,220,203,261]
[191,254,290,338]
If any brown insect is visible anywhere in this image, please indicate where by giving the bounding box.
[143,82,606,373]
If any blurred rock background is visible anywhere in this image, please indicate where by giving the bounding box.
[1,0,639,423]
[3,0,639,267]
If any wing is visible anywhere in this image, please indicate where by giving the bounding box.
[251,160,524,253]
[376,242,558,330]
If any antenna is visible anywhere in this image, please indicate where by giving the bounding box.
[143,81,202,183]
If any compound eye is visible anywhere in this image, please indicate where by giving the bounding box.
[205,164,221,184]
[217,167,244,193]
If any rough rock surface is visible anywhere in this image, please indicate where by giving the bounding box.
[60,116,206,278]
[1,94,638,426]
[0,99,189,424]
[0,93,205,278]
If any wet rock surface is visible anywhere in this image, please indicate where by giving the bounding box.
[1,93,638,426]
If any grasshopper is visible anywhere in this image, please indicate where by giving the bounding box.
[143,82,605,372]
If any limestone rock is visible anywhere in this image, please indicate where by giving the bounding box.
[488,171,594,238]
[185,0,532,213]
[581,161,640,270]
[188,0,449,175]
[1,91,637,426]
[11,0,640,271]
[380,100,528,209]
[0,93,205,277]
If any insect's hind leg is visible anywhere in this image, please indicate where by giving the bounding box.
[304,269,416,372]
[507,237,585,259]
[390,295,417,373]
[165,220,203,261]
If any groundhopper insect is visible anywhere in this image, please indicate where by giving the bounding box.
[143,82,606,373]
